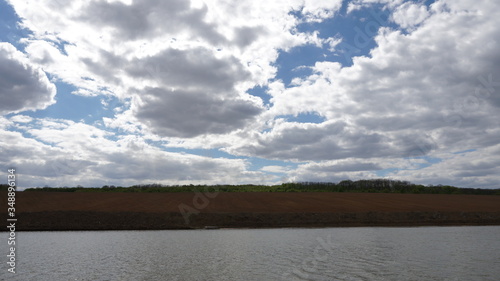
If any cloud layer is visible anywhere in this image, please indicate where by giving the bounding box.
[1,0,499,188]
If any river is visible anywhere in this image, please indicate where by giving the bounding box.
[1,226,499,280]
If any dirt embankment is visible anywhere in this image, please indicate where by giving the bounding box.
[2,192,500,230]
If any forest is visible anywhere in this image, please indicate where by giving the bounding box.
[4,179,498,195]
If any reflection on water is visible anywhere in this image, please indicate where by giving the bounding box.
[1,226,499,280]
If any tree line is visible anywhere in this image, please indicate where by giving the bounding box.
[12,179,500,195]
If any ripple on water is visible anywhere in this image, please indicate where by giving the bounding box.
[1,226,499,281]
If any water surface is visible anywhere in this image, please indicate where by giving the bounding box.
[1,226,499,280]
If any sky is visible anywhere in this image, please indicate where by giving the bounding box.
[0,0,499,189]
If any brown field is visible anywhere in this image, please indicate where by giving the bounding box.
[2,192,500,230]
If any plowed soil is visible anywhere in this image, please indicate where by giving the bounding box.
[2,192,500,230]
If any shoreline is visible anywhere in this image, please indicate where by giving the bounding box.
[3,210,500,231]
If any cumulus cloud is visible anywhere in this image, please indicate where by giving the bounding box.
[125,47,250,91]
[391,2,429,30]
[241,0,500,163]
[12,0,343,94]
[0,118,268,188]
[261,165,291,174]
[300,0,344,21]
[387,144,500,189]
[289,160,382,183]
[10,0,342,138]
[211,0,500,188]
[78,0,227,44]
[303,160,383,173]
[226,120,400,161]
[0,43,56,115]
[10,115,34,123]
[4,0,500,188]
[132,87,263,137]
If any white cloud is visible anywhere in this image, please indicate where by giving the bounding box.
[4,0,500,188]
[245,0,500,162]
[225,120,401,162]
[391,2,429,29]
[10,115,34,123]
[9,0,345,139]
[324,37,343,52]
[347,0,404,14]
[261,165,290,173]
[77,0,227,44]
[132,88,263,138]
[0,117,271,188]
[216,0,500,187]
[11,0,344,92]
[288,159,384,183]
[388,144,500,188]
[0,42,56,115]
[301,0,343,22]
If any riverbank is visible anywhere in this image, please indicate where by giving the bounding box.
[2,192,500,230]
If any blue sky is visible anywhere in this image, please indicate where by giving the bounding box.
[1,0,499,189]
